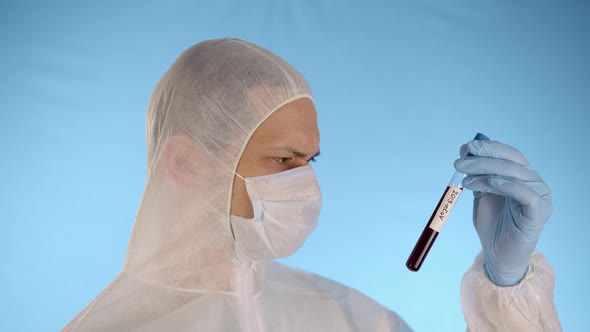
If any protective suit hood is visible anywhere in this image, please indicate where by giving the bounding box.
[125,38,313,291]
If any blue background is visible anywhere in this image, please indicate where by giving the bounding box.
[2,1,588,331]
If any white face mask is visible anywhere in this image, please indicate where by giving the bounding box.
[230,165,322,261]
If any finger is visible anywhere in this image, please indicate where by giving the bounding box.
[463,175,552,221]
[454,157,543,182]
[460,140,529,166]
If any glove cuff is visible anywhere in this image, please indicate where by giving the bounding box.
[483,254,530,287]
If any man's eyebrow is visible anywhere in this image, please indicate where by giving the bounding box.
[265,146,320,159]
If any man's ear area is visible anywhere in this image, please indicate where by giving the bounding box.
[164,135,200,188]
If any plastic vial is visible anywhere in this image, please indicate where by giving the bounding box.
[406,133,489,272]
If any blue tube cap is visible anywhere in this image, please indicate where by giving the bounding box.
[466,133,491,157]
[474,132,490,141]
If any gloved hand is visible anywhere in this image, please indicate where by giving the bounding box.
[454,137,552,286]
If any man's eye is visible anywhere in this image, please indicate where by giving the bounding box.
[272,157,292,164]
[308,156,317,162]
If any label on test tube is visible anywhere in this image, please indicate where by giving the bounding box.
[429,186,463,232]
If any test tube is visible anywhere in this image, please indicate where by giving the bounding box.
[406,133,490,272]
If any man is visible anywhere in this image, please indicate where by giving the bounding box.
[63,38,560,331]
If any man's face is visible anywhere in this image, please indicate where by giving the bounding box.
[230,97,320,218]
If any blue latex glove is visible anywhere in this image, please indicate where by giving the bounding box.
[454,137,552,286]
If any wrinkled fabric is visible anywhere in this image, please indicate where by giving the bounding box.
[62,38,559,332]
[462,251,562,331]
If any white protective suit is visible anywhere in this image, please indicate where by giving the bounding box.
[63,38,561,331]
